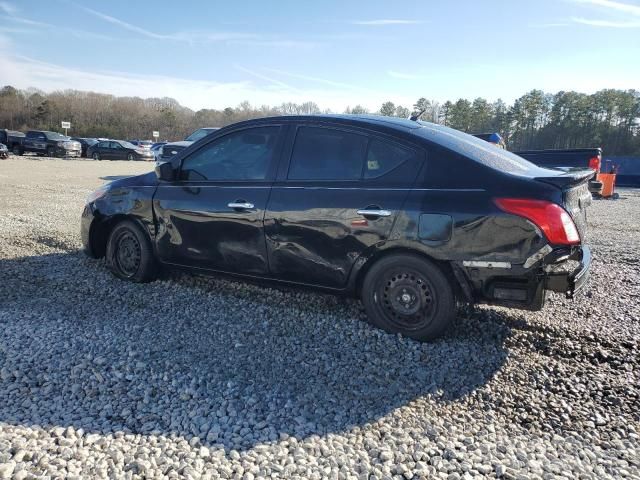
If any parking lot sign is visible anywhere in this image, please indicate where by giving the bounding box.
[152,131,159,139]
[61,121,71,135]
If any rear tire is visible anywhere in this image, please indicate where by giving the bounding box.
[12,145,22,155]
[361,254,456,341]
[106,220,157,283]
[92,152,100,161]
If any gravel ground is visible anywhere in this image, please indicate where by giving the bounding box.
[0,157,638,479]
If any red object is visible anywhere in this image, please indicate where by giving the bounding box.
[494,198,580,245]
[596,173,616,198]
[588,155,601,173]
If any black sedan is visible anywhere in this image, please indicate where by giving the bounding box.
[87,140,155,161]
[71,137,98,157]
[82,115,592,341]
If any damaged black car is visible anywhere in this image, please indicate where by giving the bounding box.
[81,115,592,341]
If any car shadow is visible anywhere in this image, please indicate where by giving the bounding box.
[0,251,512,452]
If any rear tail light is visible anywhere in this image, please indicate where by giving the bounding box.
[494,198,580,246]
[588,155,601,173]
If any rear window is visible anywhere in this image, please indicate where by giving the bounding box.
[416,122,546,176]
[288,127,367,180]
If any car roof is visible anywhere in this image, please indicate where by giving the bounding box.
[237,114,422,132]
[226,114,554,178]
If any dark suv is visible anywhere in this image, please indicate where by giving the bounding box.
[18,130,81,157]
[81,115,592,341]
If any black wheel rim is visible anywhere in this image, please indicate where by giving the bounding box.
[114,231,141,277]
[374,268,437,331]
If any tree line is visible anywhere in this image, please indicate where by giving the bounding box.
[0,85,638,155]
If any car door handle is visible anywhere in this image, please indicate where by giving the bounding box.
[228,202,255,209]
[357,208,392,217]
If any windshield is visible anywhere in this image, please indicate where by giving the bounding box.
[45,132,69,140]
[186,128,214,142]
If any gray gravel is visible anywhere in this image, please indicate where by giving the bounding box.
[0,157,639,479]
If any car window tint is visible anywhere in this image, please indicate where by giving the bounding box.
[181,126,279,181]
[288,127,367,181]
[97,142,107,148]
[365,139,414,178]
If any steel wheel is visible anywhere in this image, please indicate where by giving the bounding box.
[362,254,455,341]
[375,267,437,331]
[114,230,142,278]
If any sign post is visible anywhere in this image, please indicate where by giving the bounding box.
[61,121,71,136]
[152,131,159,141]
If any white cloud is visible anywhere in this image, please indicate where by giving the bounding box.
[74,4,309,46]
[0,51,414,112]
[234,65,299,91]
[571,16,640,26]
[0,1,16,15]
[351,19,423,26]
[571,0,640,16]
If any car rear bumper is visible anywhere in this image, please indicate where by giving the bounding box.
[545,246,591,298]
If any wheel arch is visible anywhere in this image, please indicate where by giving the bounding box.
[351,246,470,302]
[89,214,148,258]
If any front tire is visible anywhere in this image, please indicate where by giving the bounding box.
[127,153,134,161]
[106,220,157,283]
[47,146,56,158]
[361,254,456,341]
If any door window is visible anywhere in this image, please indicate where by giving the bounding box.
[181,127,279,181]
[287,127,367,180]
[365,139,414,178]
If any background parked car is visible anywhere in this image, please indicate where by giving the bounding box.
[18,130,81,157]
[0,143,8,159]
[0,129,25,154]
[129,140,153,149]
[150,142,167,161]
[160,127,218,161]
[87,140,155,161]
[70,137,99,157]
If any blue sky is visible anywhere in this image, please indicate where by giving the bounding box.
[0,0,639,111]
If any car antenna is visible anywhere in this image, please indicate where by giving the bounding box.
[409,108,426,121]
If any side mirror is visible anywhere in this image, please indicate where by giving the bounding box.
[155,162,175,181]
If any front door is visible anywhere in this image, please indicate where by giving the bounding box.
[264,124,423,289]
[153,125,284,275]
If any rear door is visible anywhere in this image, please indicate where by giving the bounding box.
[110,142,127,160]
[153,125,284,274]
[25,132,46,153]
[264,123,423,289]
[97,141,113,159]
